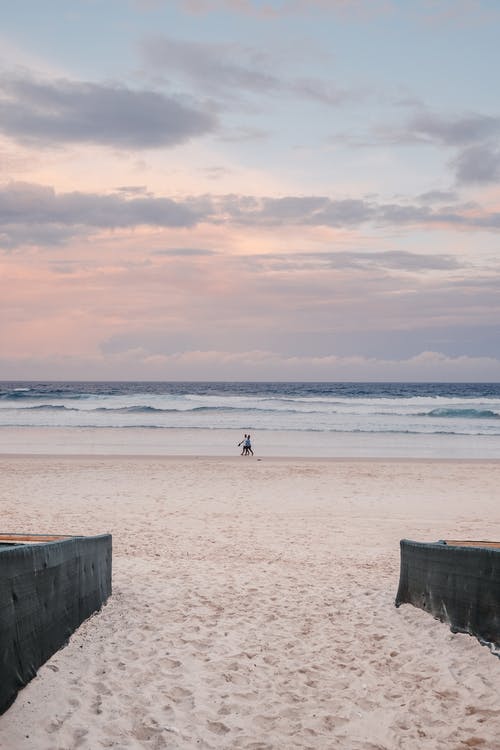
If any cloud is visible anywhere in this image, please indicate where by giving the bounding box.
[373,109,500,184]
[100,316,500,363]
[3,235,499,378]
[0,182,203,247]
[152,247,217,256]
[262,250,462,272]
[375,110,500,148]
[452,144,500,184]
[0,182,201,227]
[0,70,217,149]
[218,127,270,142]
[417,190,459,204]
[114,186,152,196]
[331,110,500,192]
[207,194,500,231]
[288,78,352,106]
[230,250,464,280]
[205,194,376,226]
[3,348,500,382]
[142,36,280,96]
[141,35,351,106]
[2,181,500,249]
[408,112,500,146]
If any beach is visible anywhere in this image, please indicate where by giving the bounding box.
[1,454,500,749]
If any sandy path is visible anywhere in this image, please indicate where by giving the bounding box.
[0,456,499,749]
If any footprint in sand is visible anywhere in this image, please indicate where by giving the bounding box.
[132,719,164,742]
[462,738,488,747]
[162,656,181,669]
[46,718,64,734]
[92,693,103,715]
[254,715,278,731]
[72,726,89,748]
[168,686,194,705]
[94,680,112,696]
[207,720,230,735]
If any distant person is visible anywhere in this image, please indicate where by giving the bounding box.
[238,434,248,455]
[244,434,254,456]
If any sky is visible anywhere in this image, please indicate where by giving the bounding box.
[1,0,500,381]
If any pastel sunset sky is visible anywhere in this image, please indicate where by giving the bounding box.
[1,0,500,381]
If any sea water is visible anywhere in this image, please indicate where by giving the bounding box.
[1,381,499,458]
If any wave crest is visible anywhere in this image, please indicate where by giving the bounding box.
[426,407,499,419]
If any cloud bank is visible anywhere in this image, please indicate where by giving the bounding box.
[2,181,500,248]
[0,71,216,148]
[3,349,500,382]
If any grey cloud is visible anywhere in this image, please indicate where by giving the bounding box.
[372,111,500,153]
[0,223,85,250]
[114,186,152,196]
[99,321,500,363]
[407,112,500,146]
[382,111,500,187]
[286,324,500,360]
[152,248,216,256]
[0,183,202,226]
[3,182,500,249]
[240,250,462,276]
[313,199,375,226]
[212,194,500,231]
[142,36,281,97]
[211,195,449,228]
[0,71,216,149]
[98,256,500,362]
[452,145,500,184]
[198,165,234,181]
[219,127,270,142]
[417,190,458,204]
[0,182,203,246]
[141,36,351,106]
[327,250,461,271]
[243,250,462,273]
[378,203,432,224]
[289,78,352,106]
[244,196,333,222]
[474,212,500,229]
[330,110,500,180]
[206,195,375,226]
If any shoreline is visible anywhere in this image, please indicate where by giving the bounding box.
[1,425,499,459]
[1,452,500,464]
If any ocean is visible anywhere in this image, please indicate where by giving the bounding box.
[1,381,500,458]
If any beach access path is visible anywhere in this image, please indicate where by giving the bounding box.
[0,455,499,749]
